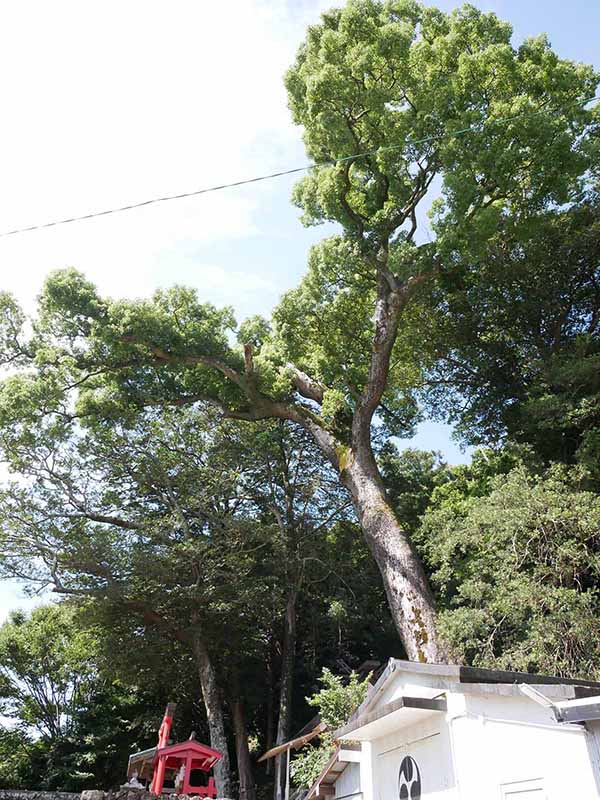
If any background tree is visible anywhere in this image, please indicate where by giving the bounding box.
[0,605,96,742]
[0,405,278,797]
[422,195,600,470]
[0,605,173,792]
[414,460,600,676]
[219,420,351,800]
[0,396,394,795]
[379,444,450,531]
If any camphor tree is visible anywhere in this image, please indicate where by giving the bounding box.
[1,1,598,661]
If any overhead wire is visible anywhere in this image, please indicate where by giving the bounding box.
[0,94,598,239]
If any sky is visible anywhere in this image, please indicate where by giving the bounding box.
[0,0,598,621]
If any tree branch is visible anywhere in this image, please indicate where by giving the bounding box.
[353,266,438,444]
[286,364,326,405]
[120,336,245,388]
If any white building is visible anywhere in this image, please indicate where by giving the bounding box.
[306,659,600,800]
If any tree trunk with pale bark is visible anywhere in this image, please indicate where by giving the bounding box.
[288,268,448,663]
[232,697,256,800]
[273,587,297,800]
[192,635,233,798]
[342,445,444,662]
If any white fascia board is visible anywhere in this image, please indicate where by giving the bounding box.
[335,695,447,741]
[338,748,362,763]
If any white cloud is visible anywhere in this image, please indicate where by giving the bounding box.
[169,261,280,321]
[0,580,47,623]
[0,0,332,312]
[0,0,335,617]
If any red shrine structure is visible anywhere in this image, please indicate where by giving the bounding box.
[127,703,223,797]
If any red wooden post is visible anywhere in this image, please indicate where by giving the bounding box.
[182,753,193,795]
[150,703,177,795]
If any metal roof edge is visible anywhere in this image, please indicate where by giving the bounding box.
[458,665,600,689]
[347,658,397,724]
[335,658,600,742]
[334,695,447,741]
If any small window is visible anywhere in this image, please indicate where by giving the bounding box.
[500,778,545,798]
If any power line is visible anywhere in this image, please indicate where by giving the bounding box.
[0,95,597,239]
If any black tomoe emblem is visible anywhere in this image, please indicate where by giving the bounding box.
[398,756,421,800]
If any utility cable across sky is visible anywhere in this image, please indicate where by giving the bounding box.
[0,94,597,239]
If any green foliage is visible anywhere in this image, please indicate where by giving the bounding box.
[0,292,27,369]
[1,1,600,790]
[286,0,596,237]
[271,0,599,439]
[0,1,590,454]
[0,397,394,790]
[291,669,370,790]
[379,444,451,530]
[0,605,97,740]
[0,605,170,791]
[0,729,41,789]
[423,198,600,469]
[305,669,370,731]
[417,464,600,676]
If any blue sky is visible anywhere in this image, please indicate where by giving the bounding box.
[0,0,598,620]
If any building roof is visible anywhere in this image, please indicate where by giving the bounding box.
[350,658,600,723]
[553,694,600,723]
[128,747,159,779]
[331,658,600,742]
[127,739,222,779]
[157,739,222,767]
[335,694,447,741]
[257,721,327,763]
[306,742,362,800]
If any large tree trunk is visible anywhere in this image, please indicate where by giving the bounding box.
[342,446,447,663]
[301,418,446,662]
[265,641,275,777]
[192,635,233,798]
[232,697,256,800]
[274,587,297,800]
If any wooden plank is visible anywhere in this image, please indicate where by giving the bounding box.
[317,786,335,796]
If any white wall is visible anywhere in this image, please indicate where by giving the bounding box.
[370,714,457,799]
[335,764,361,799]
[451,691,600,799]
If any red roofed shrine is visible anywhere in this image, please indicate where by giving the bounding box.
[127,703,222,797]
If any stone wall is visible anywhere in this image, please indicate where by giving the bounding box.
[0,790,230,800]
[84,786,228,800]
[82,792,230,800]
[0,791,80,800]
